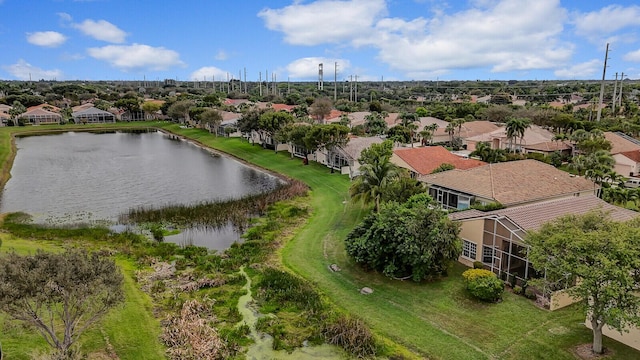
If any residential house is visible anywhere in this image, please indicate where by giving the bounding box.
[465,124,555,152]
[604,132,640,178]
[72,107,116,123]
[213,111,242,137]
[522,141,572,156]
[419,159,597,210]
[605,131,640,154]
[613,150,640,177]
[432,120,499,145]
[19,107,61,125]
[391,146,486,178]
[318,136,384,177]
[449,194,638,285]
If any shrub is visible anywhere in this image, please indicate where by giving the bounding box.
[323,315,378,358]
[462,269,504,302]
[472,261,484,269]
[462,268,495,282]
[466,276,504,302]
[512,285,523,295]
[524,287,537,299]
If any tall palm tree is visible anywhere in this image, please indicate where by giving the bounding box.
[505,117,529,153]
[421,123,439,146]
[445,123,456,146]
[350,157,402,212]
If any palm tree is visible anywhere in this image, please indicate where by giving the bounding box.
[445,123,456,146]
[505,117,529,153]
[421,123,439,146]
[350,157,402,212]
[406,122,419,147]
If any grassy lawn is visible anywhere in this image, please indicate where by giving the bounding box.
[1,123,639,359]
[156,124,640,359]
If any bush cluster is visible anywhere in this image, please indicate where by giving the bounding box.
[462,268,504,302]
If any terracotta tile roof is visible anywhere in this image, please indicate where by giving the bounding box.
[604,132,640,154]
[393,146,486,175]
[448,195,639,231]
[27,103,61,113]
[523,141,572,152]
[22,108,61,117]
[420,159,596,206]
[466,125,554,146]
[434,120,500,139]
[384,113,400,127]
[336,136,384,160]
[271,103,296,112]
[620,150,640,163]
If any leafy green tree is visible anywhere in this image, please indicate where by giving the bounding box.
[0,249,124,358]
[345,193,461,281]
[415,107,428,117]
[381,176,426,204]
[167,100,194,123]
[141,101,161,119]
[387,125,411,144]
[431,163,455,173]
[309,97,333,123]
[114,97,141,113]
[237,108,267,143]
[8,100,26,124]
[526,212,640,354]
[364,113,387,135]
[259,110,294,150]
[200,108,223,134]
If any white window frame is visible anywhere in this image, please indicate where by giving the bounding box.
[462,239,477,260]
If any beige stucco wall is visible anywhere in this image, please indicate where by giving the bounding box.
[549,289,580,311]
[458,218,485,267]
[613,153,638,177]
[390,153,416,175]
[585,320,640,352]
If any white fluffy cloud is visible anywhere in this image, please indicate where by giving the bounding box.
[189,66,229,81]
[572,5,640,39]
[214,50,228,61]
[87,44,184,71]
[26,31,67,47]
[258,0,387,45]
[3,59,63,80]
[286,57,350,79]
[73,19,127,43]
[623,49,640,62]
[260,0,572,77]
[370,0,571,75]
[553,59,601,79]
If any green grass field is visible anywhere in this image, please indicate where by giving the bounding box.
[157,124,640,360]
[0,122,639,359]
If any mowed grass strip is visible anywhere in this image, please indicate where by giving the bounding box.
[157,125,640,359]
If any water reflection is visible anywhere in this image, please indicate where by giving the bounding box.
[0,131,281,250]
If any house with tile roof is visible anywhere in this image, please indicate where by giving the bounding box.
[72,107,115,123]
[419,159,597,210]
[448,194,638,289]
[613,150,640,177]
[522,140,572,156]
[604,131,640,155]
[19,107,62,125]
[391,146,486,178]
[465,124,555,152]
[432,120,499,144]
[317,136,384,178]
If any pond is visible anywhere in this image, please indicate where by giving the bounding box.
[0,130,282,250]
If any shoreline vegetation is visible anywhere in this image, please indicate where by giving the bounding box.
[1,122,640,359]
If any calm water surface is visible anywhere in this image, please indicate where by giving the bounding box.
[0,131,281,250]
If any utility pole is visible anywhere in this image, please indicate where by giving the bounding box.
[612,72,618,115]
[349,75,353,102]
[334,62,338,101]
[596,43,609,122]
[244,67,247,94]
[355,75,358,103]
[618,72,624,108]
[259,72,262,97]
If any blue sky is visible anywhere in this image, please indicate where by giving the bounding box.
[1,0,640,82]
